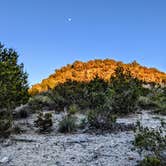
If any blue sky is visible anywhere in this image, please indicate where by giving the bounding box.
[1,0,166,85]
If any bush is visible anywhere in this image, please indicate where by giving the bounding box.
[47,80,88,111]
[138,96,158,110]
[139,156,161,166]
[29,95,53,111]
[34,112,53,132]
[58,115,77,133]
[109,66,142,114]
[47,77,109,112]
[68,104,79,115]
[87,109,116,129]
[134,121,166,165]
[144,86,166,115]
[134,121,166,153]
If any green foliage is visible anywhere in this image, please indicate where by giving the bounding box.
[0,43,29,137]
[58,115,77,133]
[109,66,142,114]
[47,77,109,111]
[138,86,166,114]
[0,43,29,110]
[39,66,143,116]
[87,109,116,129]
[68,104,79,115]
[138,96,158,110]
[134,121,166,165]
[86,76,108,110]
[29,94,53,111]
[0,111,12,138]
[47,80,88,111]
[139,156,161,166]
[153,89,166,114]
[134,121,166,153]
[34,112,53,132]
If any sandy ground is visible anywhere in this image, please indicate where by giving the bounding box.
[0,111,165,166]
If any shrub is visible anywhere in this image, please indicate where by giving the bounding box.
[47,80,88,111]
[134,121,166,153]
[58,115,77,133]
[86,76,108,110]
[138,96,158,110]
[109,66,142,114]
[87,109,116,129]
[134,121,166,165]
[139,156,161,166]
[146,86,166,115]
[68,104,79,115]
[34,112,53,132]
[47,77,109,112]
[29,95,52,111]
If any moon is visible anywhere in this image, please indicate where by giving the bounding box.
[68,18,72,22]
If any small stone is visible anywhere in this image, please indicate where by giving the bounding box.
[0,156,12,164]
[128,157,134,160]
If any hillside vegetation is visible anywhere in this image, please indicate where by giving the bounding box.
[29,59,166,95]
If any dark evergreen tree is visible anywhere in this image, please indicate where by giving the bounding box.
[0,43,29,137]
[0,43,29,110]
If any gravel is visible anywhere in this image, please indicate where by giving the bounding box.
[0,110,165,166]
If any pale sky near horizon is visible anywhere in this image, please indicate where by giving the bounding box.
[1,0,166,85]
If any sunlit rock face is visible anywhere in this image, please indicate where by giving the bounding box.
[29,59,166,95]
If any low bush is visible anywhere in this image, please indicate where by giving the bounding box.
[138,96,158,110]
[68,104,79,115]
[29,95,53,111]
[87,109,116,129]
[139,156,162,166]
[34,112,53,132]
[134,121,166,165]
[58,115,77,133]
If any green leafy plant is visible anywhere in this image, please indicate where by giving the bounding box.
[139,156,161,166]
[68,104,79,115]
[134,121,166,165]
[34,112,53,132]
[29,95,53,111]
[109,66,142,114]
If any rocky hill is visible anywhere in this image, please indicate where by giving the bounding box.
[29,59,166,95]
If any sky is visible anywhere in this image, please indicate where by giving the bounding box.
[1,0,166,85]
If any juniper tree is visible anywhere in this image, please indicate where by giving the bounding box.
[0,43,29,137]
